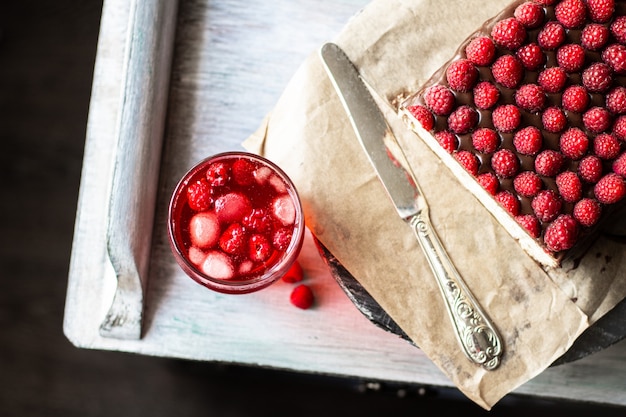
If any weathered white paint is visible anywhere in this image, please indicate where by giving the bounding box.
[64,0,626,406]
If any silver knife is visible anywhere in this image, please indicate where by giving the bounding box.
[320,42,502,370]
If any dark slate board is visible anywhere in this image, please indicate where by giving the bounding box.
[313,238,626,366]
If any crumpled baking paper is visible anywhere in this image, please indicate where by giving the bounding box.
[243,0,626,409]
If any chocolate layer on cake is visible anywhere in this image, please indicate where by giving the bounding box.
[400,0,626,268]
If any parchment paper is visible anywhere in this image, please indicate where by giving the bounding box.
[243,0,626,409]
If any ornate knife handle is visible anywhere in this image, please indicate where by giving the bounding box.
[410,211,503,370]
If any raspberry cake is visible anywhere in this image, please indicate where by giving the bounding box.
[400,0,626,268]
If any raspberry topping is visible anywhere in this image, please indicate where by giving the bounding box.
[594,133,621,159]
[606,86,626,114]
[573,198,602,227]
[538,66,568,93]
[516,43,546,70]
[582,62,613,92]
[515,2,544,28]
[559,127,589,159]
[491,148,519,178]
[602,43,626,74]
[454,150,480,176]
[446,59,478,92]
[556,43,586,72]
[582,106,612,133]
[516,214,541,238]
[495,190,520,215]
[466,36,496,66]
[561,85,590,113]
[578,155,604,183]
[513,171,543,197]
[544,214,579,252]
[493,104,522,132]
[556,171,583,202]
[515,83,546,112]
[491,17,527,50]
[542,106,567,132]
[448,105,478,134]
[473,81,500,109]
[472,128,499,153]
[532,190,563,222]
[514,126,543,155]
[613,153,626,177]
[587,0,615,23]
[408,105,435,131]
[435,131,458,153]
[535,149,564,177]
[477,172,499,195]
[538,21,566,49]
[594,172,626,204]
[611,16,626,43]
[424,85,455,115]
[492,54,524,88]
[581,23,610,50]
[555,0,587,29]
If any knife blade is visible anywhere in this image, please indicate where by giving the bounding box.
[320,42,503,370]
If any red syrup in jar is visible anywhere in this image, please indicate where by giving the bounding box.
[168,152,305,294]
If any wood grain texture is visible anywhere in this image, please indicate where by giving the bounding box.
[64,0,626,406]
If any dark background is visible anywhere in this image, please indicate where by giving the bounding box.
[1,1,625,416]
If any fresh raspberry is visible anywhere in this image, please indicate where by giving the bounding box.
[473,81,500,109]
[242,208,273,233]
[513,170,543,197]
[560,127,590,159]
[532,189,563,222]
[272,226,293,251]
[232,158,256,186]
[611,16,626,44]
[248,233,272,262]
[544,214,579,252]
[561,85,590,113]
[423,85,455,116]
[538,67,568,93]
[454,150,480,176]
[538,21,566,50]
[491,17,527,50]
[586,0,614,23]
[594,172,626,204]
[491,54,524,88]
[435,131,458,153]
[187,178,213,211]
[542,106,567,132]
[535,149,564,177]
[492,104,521,133]
[491,148,520,178]
[514,126,543,155]
[206,161,229,186]
[582,106,612,133]
[578,155,603,182]
[514,1,544,28]
[189,212,221,249]
[495,190,520,215]
[465,36,496,66]
[573,198,602,227]
[477,172,499,195]
[556,43,586,72]
[446,59,478,92]
[606,86,626,114]
[580,23,610,50]
[582,62,613,93]
[613,115,626,140]
[602,43,626,74]
[408,105,435,130]
[218,223,247,255]
[516,43,545,70]
[555,0,587,29]
[556,171,583,202]
[290,284,314,309]
[472,128,499,153]
[448,105,478,134]
[515,83,546,112]
[594,133,621,159]
[515,214,541,238]
[613,153,626,177]
[282,260,303,283]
